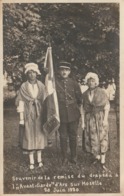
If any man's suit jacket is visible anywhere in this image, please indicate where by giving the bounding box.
[56,77,82,123]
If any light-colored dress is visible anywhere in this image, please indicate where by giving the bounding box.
[15,80,47,151]
[82,87,110,156]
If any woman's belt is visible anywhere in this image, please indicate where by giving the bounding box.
[85,106,104,114]
[29,100,40,117]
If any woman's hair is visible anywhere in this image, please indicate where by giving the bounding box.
[85,72,99,86]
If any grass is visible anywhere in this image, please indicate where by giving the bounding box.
[4,105,119,194]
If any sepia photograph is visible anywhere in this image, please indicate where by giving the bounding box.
[2,1,121,194]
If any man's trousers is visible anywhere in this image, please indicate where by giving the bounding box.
[58,120,79,162]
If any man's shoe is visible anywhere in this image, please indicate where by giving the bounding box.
[70,158,77,164]
[62,158,68,166]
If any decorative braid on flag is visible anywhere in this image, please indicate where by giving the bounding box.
[43,47,60,136]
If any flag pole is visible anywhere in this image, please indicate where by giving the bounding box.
[48,34,51,47]
[49,36,59,163]
[48,38,59,163]
[46,35,59,163]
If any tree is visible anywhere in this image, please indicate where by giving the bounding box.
[3,3,119,87]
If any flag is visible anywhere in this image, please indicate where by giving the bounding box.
[43,47,60,136]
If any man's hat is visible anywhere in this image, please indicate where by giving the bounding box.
[59,61,71,70]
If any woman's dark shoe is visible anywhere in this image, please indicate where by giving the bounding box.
[101,164,109,172]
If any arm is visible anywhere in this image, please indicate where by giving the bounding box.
[103,101,110,127]
[79,104,86,130]
[15,86,25,125]
[74,81,85,129]
[17,100,25,125]
[74,81,82,106]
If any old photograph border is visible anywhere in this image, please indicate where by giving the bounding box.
[1,0,124,195]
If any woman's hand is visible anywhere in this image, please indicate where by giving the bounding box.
[19,120,24,125]
[79,105,85,130]
[79,115,86,130]
[17,107,24,113]
[81,123,86,130]
[19,112,24,125]
[103,119,108,127]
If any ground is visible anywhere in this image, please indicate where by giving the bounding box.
[4,103,119,194]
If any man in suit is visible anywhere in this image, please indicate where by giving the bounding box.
[56,62,82,165]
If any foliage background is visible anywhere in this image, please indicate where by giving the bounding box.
[3,3,119,89]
